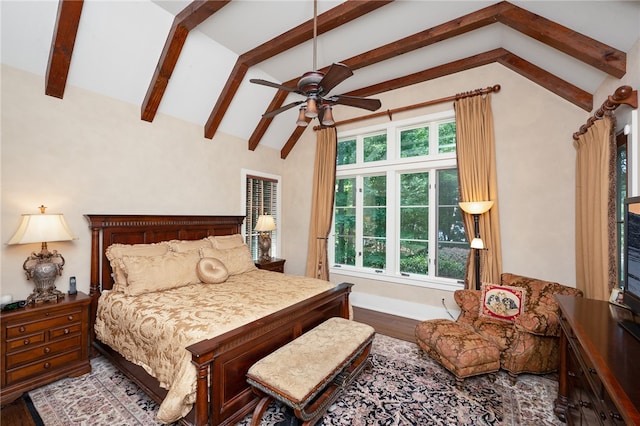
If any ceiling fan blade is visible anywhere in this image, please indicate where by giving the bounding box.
[262,100,305,118]
[250,79,299,93]
[329,94,382,111]
[318,63,353,96]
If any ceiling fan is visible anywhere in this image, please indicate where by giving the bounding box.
[249,0,381,127]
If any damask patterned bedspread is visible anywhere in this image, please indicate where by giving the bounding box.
[94,270,335,423]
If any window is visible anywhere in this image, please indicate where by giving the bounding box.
[244,171,280,260]
[330,111,468,289]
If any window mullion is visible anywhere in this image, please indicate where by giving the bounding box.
[428,169,437,277]
[355,175,364,268]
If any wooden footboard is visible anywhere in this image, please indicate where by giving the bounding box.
[85,214,352,425]
[188,282,352,426]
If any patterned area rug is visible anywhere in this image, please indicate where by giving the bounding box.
[28,334,562,425]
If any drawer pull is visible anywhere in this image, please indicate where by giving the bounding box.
[43,362,51,369]
[44,347,51,354]
[19,326,25,333]
[67,315,74,321]
[64,328,70,335]
[45,312,50,317]
[23,339,30,345]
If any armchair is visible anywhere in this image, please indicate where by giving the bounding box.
[454,273,583,382]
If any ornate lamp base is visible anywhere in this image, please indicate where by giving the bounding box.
[23,246,66,304]
[258,232,272,262]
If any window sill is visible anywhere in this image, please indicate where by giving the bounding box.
[329,267,464,291]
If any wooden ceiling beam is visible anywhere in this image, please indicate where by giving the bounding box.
[496,3,626,78]
[279,48,593,158]
[204,0,393,139]
[260,1,620,154]
[45,0,84,99]
[141,0,231,122]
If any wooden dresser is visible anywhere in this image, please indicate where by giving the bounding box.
[555,295,640,425]
[0,292,91,405]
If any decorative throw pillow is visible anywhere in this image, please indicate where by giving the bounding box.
[196,257,229,284]
[119,250,201,296]
[105,242,170,291]
[200,245,257,276]
[479,283,526,323]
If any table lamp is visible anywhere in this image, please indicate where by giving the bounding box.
[7,205,77,304]
[254,214,276,262]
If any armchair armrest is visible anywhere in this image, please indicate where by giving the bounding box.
[514,308,562,337]
[454,289,481,325]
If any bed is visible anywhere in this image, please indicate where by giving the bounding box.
[85,214,352,426]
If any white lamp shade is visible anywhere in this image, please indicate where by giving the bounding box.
[254,215,276,232]
[470,237,485,249]
[7,214,77,245]
[459,201,494,215]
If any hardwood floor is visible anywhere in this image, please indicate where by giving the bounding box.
[353,306,420,342]
[0,308,417,425]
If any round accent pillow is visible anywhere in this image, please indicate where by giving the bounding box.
[196,257,229,284]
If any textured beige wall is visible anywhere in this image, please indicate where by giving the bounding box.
[1,65,285,300]
[283,63,591,319]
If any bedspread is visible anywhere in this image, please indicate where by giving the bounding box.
[94,270,335,423]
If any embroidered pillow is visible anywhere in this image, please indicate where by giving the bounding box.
[119,251,201,296]
[207,234,245,250]
[196,257,229,284]
[479,283,526,323]
[168,238,213,253]
[105,242,170,291]
[200,245,257,276]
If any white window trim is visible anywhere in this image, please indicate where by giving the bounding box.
[241,169,282,258]
[329,111,464,291]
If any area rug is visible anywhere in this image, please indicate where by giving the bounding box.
[28,334,562,425]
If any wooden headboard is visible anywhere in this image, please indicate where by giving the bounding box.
[85,215,244,296]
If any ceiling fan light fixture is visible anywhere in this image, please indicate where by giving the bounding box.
[296,107,308,127]
[305,97,318,118]
[321,105,334,126]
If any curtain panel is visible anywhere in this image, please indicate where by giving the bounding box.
[455,94,502,289]
[574,116,617,300]
[306,128,338,280]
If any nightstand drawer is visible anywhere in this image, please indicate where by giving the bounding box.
[50,323,82,340]
[5,332,45,351]
[5,350,83,385]
[5,334,82,369]
[5,309,83,339]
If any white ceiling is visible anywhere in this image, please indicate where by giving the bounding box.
[2,1,639,150]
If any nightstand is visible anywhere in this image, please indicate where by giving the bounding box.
[255,258,286,273]
[0,292,91,405]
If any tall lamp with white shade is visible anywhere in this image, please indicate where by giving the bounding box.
[7,205,77,304]
[254,214,276,262]
[459,201,494,290]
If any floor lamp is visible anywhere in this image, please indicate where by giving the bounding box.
[459,201,494,290]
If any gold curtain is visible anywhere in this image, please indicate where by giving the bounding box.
[455,93,502,289]
[305,127,338,280]
[574,116,617,300]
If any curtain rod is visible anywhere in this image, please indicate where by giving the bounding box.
[314,84,501,131]
[573,85,638,140]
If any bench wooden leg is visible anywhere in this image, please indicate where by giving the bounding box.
[250,395,273,426]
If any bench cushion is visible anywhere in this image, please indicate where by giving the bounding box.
[247,317,374,408]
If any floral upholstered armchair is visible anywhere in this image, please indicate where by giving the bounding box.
[454,273,583,383]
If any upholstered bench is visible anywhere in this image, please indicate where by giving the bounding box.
[247,317,375,426]
[415,319,500,386]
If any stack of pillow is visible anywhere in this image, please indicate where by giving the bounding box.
[105,234,257,296]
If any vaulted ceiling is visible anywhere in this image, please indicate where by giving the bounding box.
[4,1,638,158]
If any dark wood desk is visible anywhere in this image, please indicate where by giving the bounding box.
[555,295,640,425]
